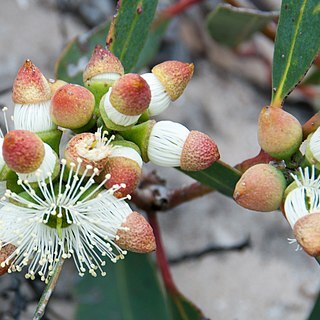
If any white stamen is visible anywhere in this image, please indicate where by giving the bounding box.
[0,160,132,282]
[110,146,143,168]
[14,100,56,132]
[103,88,140,126]
[141,73,171,116]
[148,121,190,167]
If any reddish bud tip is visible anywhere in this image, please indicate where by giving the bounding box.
[83,44,124,82]
[293,213,320,256]
[12,59,51,104]
[104,157,142,198]
[115,212,156,253]
[3,130,45,173]
[258,106,302,160]
[233,164,286,212]
[50,84,95,129]
[0,244,16,276]
[110,74,151,115]
[180,131,220,171]
[152,61,194,101]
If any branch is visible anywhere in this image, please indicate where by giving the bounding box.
[131,171,213,212]
[33,259,65,320]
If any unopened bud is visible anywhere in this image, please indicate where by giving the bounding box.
[50,84,95,129]
[258,106,302,160]
[233,164,286,212]
[115,212,156,253]
[3,130,45,173]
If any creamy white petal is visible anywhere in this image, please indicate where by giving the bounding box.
[110,146,143,168]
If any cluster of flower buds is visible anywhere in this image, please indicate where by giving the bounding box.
[233,102,320,258]
[0,45,220,281]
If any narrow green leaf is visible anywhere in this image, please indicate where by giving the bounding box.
[307,287,320,320]
[74,253,170,320]
[179,161,241,197]
[55,21,110,84]
[206,4,276,48]
[271,0,320,107]
[108,0,158,73]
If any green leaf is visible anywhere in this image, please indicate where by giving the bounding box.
[108,0,158,73]
[134,18,170,71]
[180,160,241,197]
[74,253,206,319]
[307,279,320,320]
[271,0,320,107]
[55,21,110,84]
[74,254,170,320]
[206,4,276,48]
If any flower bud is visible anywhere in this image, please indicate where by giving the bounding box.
[305,127,320,170]
[233,164,286,212]
[115,211,156,253]
[0,244,16,276]
[13,60,56,133]
[50,84,95,129]
[151,61,194,101]
[258,106,303,160]
[83,45,124,116]
[3,130,44,173]
[64,129,113,176]
[99,74,151,131]
[293,213,320,256]
[104,143,142,198]
[83,44,124,84]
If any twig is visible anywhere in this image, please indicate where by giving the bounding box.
[132,174,213,212]
[147,211,177,293]
[168,236,251,265]
[159,0,206,19]
[32,259,65,320]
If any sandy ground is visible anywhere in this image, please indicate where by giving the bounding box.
[0,1,319,319]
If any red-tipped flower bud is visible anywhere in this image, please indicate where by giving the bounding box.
[147,121,219,170]
[151,61,194,101]
[3,130,45,174]
[12,59,51,104]
[0,244,16,276]
[104,144,142,198]
[50,84,95,129]
[115,212,156,253]
[258,106,303,160]
[233,163,286,212]
[83,44,124,83]
[99,74,151,130]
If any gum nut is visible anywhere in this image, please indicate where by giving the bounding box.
[12,59,51,104]
[115,212,156,253]
[104,157,141,198]
[83,44,124,82]
[110,74,151,116]
[233,163,286,212]
[293,213,320,257]
[50,84,95,129]
[3,130,45,174]
[0,244,16,276]
[258,106,302,160]
[180,131,220,171]
[152,60,194,101]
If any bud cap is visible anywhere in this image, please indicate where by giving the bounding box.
[152,61,194,101]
